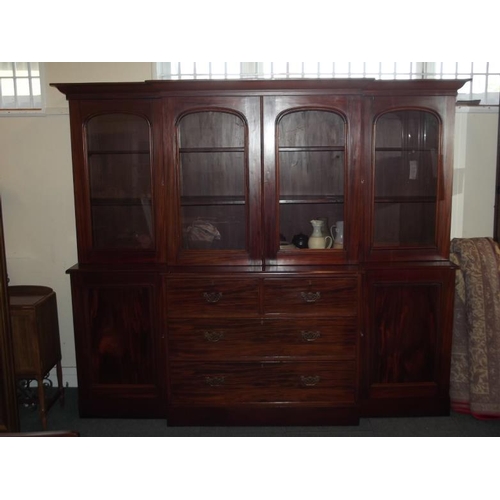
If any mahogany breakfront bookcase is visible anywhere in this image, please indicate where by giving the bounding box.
[52,78,466,425]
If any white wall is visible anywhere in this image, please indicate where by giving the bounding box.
[0,63,498,386]
[451,106,499,239]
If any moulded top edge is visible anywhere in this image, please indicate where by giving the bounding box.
[363,78,471,93]
[50,78,471,98]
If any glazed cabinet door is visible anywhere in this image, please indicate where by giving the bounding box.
[69,271,165,417]
[68,99,164,264]
[165,96,262,266]
[364,95,456,261]
[263,95,362,265]
[361,267,455,416]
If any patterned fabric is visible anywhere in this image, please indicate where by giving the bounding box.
[450,237,500,419]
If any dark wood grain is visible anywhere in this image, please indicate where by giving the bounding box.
[166,277,260,317]
[361,267,455,413]
[170,361,356,404]
[69,271,166,417]
[168,317,356,360]
[263,277,358,316]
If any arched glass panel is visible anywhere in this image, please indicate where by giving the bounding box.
[373,110,439,247]
[86,113,153,250]
[178,111,247,250]
[278,110,346,250]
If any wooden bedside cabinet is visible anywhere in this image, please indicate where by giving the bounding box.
[8,286,64,430]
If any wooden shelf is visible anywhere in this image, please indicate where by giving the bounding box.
[375,147,437,153]
[279,146,345,152]
[91,197,152,206]
[88,150,150,156]
[179,147,245,154]
[375,196,436,204]
[181,196,245,206]
[280,195,344,204]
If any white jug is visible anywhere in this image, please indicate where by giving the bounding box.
[308,220,333,249]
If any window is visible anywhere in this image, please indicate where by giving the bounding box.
[425,62,500,105]
[156,62,500,105]
[0,62,42,110]
[156,62,260,80]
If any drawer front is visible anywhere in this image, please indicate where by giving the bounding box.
[168,318,356,359]
[170,361,355,404]
[166,278,260,317]
[263,278,358,316]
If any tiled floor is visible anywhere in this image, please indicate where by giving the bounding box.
[18,389,500,437]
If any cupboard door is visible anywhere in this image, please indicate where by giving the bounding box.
[263,96,361,265]
[69,99,164,264]
[165,96,262,266]
[361,267,455,416]
[365,96,456,261]
[69,271,165,417]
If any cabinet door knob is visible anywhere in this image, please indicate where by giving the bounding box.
[204,331,225,342]
[300,291,321,303]
[300,330,321,342]
[203,291,223,303]
[300,375,320,387]
[205,376,225,387]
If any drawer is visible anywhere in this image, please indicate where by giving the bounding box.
[263,277,358,316]
[166,278,260,317]
[169,361,356,404]
[168,318,356,359]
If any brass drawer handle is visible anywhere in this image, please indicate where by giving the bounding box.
[300,291,321,303]
[204,331,225,342]
[300,375,320,387]
[205,376,225,387]
[300,330,321,342]
[203,291,222,303]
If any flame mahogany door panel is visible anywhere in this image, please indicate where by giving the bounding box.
[361,266,455,416]
[69,270,165,417]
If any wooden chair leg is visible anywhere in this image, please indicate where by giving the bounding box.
[36,376,47,431]
[56,361,64,407]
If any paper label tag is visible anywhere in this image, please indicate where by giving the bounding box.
[409,160,418,180]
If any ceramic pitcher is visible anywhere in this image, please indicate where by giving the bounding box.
[308,220,333,249]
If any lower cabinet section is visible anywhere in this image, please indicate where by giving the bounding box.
[67,266,455,424]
